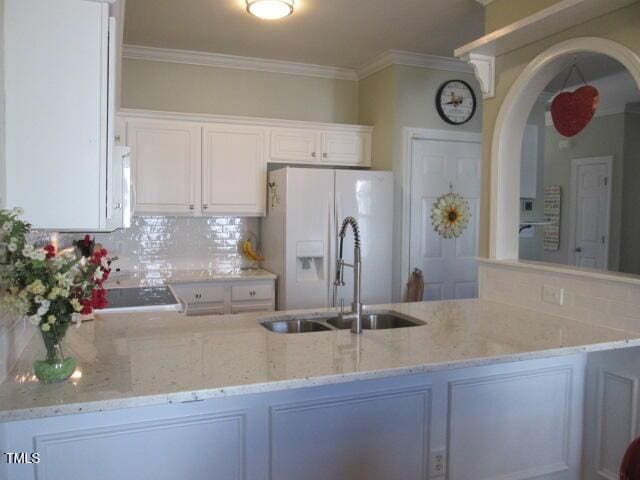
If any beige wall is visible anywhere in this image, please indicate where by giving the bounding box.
[480,2,640,257]
[121,58,360,124]
[485,0,562,32]
[542,114,626,269]
[621,112,640,273]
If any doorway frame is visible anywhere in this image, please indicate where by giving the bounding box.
[568,156,613,270]
[401,127,483,300]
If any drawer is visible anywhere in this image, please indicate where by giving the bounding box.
[231,303,274,314]
[171,283,226,304]
[183,303,226,317]
[231,283,273,302]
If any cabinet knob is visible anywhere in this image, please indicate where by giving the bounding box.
[322,153,328,158]
[189,205,195,210]
[203,204,208,210]
[311,152,316,158]
[113,202,122,210]
[114,135,121,142]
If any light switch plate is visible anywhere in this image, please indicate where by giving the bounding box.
[430,449,447,477]
[542,285,564,305]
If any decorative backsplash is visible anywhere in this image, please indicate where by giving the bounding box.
[81,216,260,275]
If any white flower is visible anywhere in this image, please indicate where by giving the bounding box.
[2,222,13,233]
[36,301,50,317]
[41,323,50,332]
[93,268,104,281]
[28,314,41,326]
[7,242,17,252]
[25,280,46,295]
[71,313,82,328]
[70,298,83,312]
[12,207,24,216]
[34,295,45,304]
[47,315,56,324]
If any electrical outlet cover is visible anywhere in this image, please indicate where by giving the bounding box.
[430,449,447,477]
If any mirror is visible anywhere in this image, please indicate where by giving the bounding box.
[518,53,640,275]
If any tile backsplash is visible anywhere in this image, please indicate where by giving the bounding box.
[86,216,259,275]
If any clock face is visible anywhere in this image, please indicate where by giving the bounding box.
[436,80,477,125]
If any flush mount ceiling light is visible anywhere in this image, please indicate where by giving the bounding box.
[246,0,294,20]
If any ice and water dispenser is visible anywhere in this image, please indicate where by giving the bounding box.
[296,241,324,282]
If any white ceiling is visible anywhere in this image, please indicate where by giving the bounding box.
[123,0,485,69]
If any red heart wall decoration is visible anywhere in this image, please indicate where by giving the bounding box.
[550,85,600,137]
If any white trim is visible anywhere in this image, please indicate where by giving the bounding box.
[122,44,359,81]
[568,156,612,270]
[489,37,640,262]
[401,128,483,300]
[475,0,495,5]
[123,45,473,82]
[117,108,374,133]
[357,50,473,80]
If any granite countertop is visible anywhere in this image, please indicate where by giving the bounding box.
[105,268,277,289]
[1,299,639,422]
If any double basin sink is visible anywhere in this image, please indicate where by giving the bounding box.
[260,312,424,334]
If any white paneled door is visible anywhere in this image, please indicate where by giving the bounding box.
[569,157,612,270]
[409,136,481,301]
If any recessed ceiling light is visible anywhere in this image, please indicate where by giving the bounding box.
[246,0,294,20]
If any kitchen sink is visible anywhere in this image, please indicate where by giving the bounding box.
[327,313,424,330]
[260,312,424,333]
[260,319,332,333]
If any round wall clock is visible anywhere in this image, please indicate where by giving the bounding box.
[436,80,477,125]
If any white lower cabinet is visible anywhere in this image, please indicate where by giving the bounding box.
[170,278,275,315]
[0,355,586,480]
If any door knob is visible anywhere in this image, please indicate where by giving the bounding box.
[575,247,582,252]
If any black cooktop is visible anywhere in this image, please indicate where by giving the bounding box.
[105,287,178,310]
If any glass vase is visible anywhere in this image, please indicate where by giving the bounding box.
[33,327,76,384]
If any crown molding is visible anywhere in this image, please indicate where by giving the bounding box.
[475,0,496,5]
[123,45,473,82]
[357,50,474,80]
[122,45,359,81]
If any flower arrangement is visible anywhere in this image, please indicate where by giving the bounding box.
[430,191,471,239]
[0,208,114,383]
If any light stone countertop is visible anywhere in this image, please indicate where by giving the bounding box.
[105,268,277,289]
[1,299,639,422]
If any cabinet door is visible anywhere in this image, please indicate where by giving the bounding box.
[320,131,371,166]
[4,0,110,230]
[202,124,267,216]
[270,128,319,164]
[127,119,201,215]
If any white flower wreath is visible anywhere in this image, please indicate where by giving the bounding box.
[431,191,471,239]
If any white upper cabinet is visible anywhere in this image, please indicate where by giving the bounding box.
[269,126,372,167]
[127,119,201,215]
[270,128,319,164]
[202,124,267,216]
[320,131,371,166]
[4,0,118,230]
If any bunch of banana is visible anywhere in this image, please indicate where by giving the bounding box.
[241,238,265,262]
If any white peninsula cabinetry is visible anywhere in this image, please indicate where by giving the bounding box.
[116,110,373,217]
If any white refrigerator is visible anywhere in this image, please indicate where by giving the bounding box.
[261,167,393,311]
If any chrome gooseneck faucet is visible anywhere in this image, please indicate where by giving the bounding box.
[334,216,363,334]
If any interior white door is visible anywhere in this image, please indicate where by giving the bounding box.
[570,157,612,269]
[202,124,267,216]
[127,119,201,214]
[409,138,481,301]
